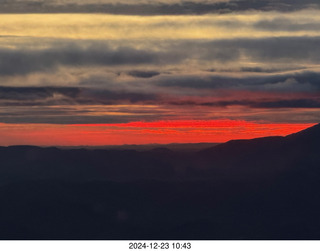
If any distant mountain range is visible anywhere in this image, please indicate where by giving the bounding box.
[59,142,220,152]
[0,124,320,239]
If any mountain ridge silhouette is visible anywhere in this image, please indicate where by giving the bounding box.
[0,123,320,239]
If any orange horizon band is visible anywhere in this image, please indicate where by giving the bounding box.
[0,121,315,146]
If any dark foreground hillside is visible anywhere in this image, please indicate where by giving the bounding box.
[0,124,320,239]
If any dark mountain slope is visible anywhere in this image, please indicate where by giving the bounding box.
[195,123,320,179]
[0,124,320,239]
[1,124,319,183]
[0,146,179,183]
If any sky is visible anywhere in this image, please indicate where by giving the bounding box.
[0,0,319,146]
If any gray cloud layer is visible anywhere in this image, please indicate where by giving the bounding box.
[1,80,319,124]
[156,71,320,92]
[2,36,320,76]
[0,0,319,14]
[169,98,320,109]
[0,44,167,76]
[0,86,158,106]
[174,37,320,64]
[1,68,320,108]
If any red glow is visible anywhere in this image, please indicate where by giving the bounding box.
[73,120,254,128]
[0,120,315,146]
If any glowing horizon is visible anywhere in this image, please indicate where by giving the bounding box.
[0,120,315,146]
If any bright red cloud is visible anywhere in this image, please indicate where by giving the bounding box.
[0,120,315,146]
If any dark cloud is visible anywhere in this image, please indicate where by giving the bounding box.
[253,18,320,32]
[0,111,161,124]
[1,84,320,124]
[4,69,320,108]
[81,89,158,105]
[0,0,319,14]
[194,17,320,32]
[2,36,320,76]
[0,86,159,106]
[253,99,320,108]
[233,37,320,62]
[175,36,320,63]
[238,67,305,73]
[0,44,170,76]
[0,86,80,100]
[0,86,167,124]
[2,96,320,124]
[127,70,160,78]
[2,82,320,111]
[169,98,320,109]
[156,71,320,92]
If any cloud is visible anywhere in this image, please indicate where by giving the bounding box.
[0,86,160,106]
[127,70,160,78]
[3,36,320,76]
[169,98,320,109]
[253,99,320,108]
[0,86,80,101]
[0,110,161,124]
[0,100,170,124]
[253,18,320,32]
[0,85,164,124]
[0,0,319,14]
[1,79,320,110]
[232,37,320,63]
[170,36,320,64]
[155,71,320,93]
[3,11,320,42]
[238,67,305,73]
[0,44,179,76]
[1,84,320,124]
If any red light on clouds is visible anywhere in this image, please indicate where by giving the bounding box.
[75,120,252,128]
[0,120,316,146]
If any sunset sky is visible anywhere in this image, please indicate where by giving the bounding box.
[0,0,319,146]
